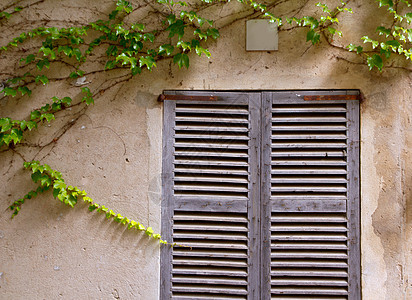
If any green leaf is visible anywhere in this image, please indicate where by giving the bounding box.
[27,121,37,130]
[25,54,36,64]
[30,110,41,120]
[306,29,321,44]
[0,118,12,132]
[3,87,17,97]
[36,58,50,70]
[145,227,154,236]
[347,44,363,54]
[206,28,219,39]
[35,75,49,85]
[167,19,185,39]
[139,56,156,70]
[173,53,189,69]
[367,54,383,71]
[61,97,72,106]
[41,113,55,123]
[159,44,174,56]
[143,33,155,42]
[14,6,23,12]
[377,26,391,37]
[18,86,31,96]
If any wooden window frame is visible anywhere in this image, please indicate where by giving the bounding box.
[161,90,361,300]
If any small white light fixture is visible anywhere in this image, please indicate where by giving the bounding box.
[246,19,278,51]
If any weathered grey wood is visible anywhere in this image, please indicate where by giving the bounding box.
[346,99,361,300]
[174,198,248,212]
[271,199,347,213]
[161,90,360,300]
[272,178,348,184]
[272,107,347,112]
[173,224,248,231]
[175,176,249,184]
[271,169,347,175]
[271,279,348,286]
[172,268,247,276]
[271,151,346,157]
[174,160,248,166]
[175,116,249,123]
[272,125,347,131]
[271,234,347,242]
[272,117,347,123]
[172,286,248,295]
[175,142,249,149]
[247,93,261,300]
[175,107,249,114]
[175,133,249,140]
[172,277,248,285]
[270,287,348,295]
[173,214,248,222]
[271,243,347,250]
[272,142,347,148]
[260,92,272,300]
[271,261,348,268]
[271,270,348,277]
[172,259,247,267]
[160,92,176,300]
[271,225,348,232]
[175,125,249,132]
[271,134,347,140]
[173,251,248,258]
[174,167,248,176]
[173,233,248,240]
[271,252,348,259]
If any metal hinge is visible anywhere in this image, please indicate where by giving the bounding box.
[158,94,218,102]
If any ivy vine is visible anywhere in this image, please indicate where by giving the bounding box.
[0,0,411,244]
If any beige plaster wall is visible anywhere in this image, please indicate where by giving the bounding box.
[0,0,410,299]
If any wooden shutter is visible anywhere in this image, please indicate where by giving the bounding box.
[261,91,360,300]
[161,91,261,299]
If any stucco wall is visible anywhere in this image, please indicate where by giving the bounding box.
[0,0,411,299]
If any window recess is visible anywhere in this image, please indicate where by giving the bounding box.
[161,90,360,300]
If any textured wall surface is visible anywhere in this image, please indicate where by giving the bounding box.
[0,0,410,299]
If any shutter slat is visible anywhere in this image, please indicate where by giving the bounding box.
[175,125,248,132]
[272,169,347,175]
[272,125,347,131]
[272,117,347,123]
[175,142,249,149]
[175,167,248,176]
[172,286,248,295]
[272,243,347,250]
[271,161,346,166]
[272,142,347,148]
[173,259,248,267]
[272,134,347,140]
[272,178,347,184]
[272,151,345,157]
[173,269,247,276]
[270,287,348,295]
[174,160,248,167]
[175,151,249,158]
[173,234,248,240]
[271,270,348,277]
[271,261,348,268]
[176,117,249,123]
[271,279,348,286]
[271,252,348,259]
[175,134,249,140]
[173,277,248,285]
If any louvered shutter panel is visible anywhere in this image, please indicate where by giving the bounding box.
[261,92,360,300]
[161,92,261,300]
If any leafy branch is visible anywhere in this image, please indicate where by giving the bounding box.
[9,161,169,244]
